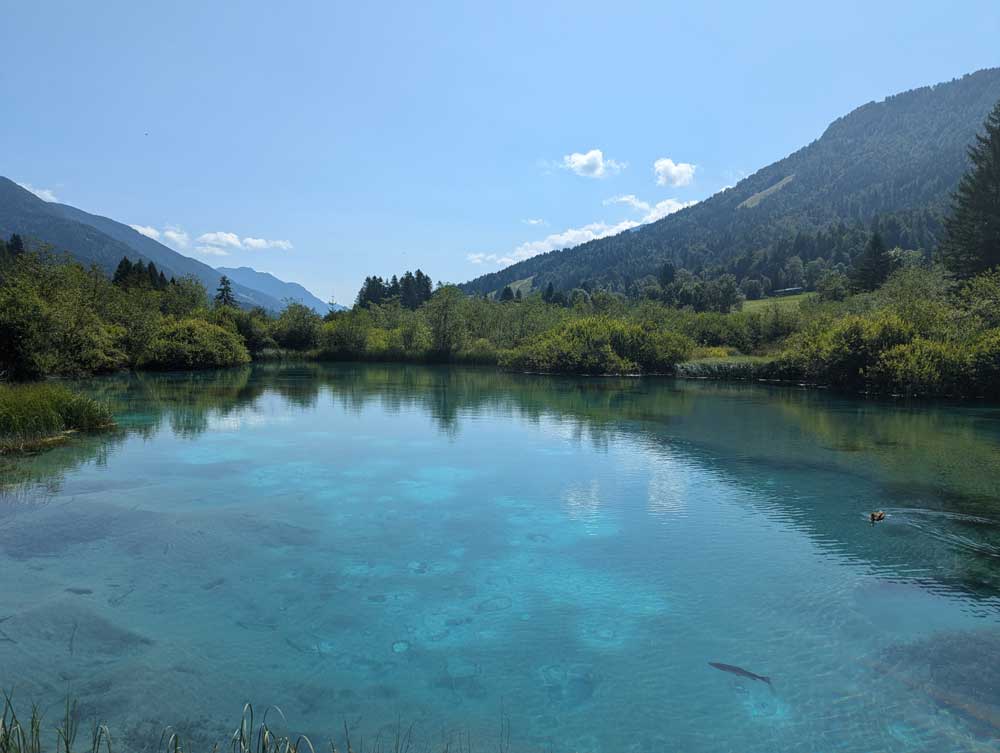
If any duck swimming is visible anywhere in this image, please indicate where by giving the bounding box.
[870,511,886,526]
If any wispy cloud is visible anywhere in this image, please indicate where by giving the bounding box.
[129,224,161,240]
[604,194,697,223]
[197,231,243,249]
[163,226,190,249]
[560,149,625,178]
[522,218,545,226]
[16,181,58,202]
[469,194,697,268]
[243,237,293,250]
[468,220,639,267]
[130,225,292,253]
[193,245,230,257]
[653,157,696,187]
[196,231,293,251]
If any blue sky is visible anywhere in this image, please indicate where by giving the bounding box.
[4,1,999,303]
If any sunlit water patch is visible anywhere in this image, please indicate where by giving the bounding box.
[1,364,999,752]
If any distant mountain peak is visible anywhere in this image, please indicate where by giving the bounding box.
[216,265,340,313]
[0,177,297,312]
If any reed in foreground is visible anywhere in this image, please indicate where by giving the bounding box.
[1,697,517,753]
[0,383,114,453]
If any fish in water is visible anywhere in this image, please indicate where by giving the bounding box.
[709,662,772,686]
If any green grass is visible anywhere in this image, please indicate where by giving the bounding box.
[0,383,114,453]
[742,292,813,313]
[677,354,782,381]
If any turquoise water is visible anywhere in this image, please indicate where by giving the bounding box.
[1,364,999,752]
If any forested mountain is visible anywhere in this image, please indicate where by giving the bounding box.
[0,177,319,312]
[216,266,341,314]
[462,68,1000,297]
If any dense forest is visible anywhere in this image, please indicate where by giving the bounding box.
[461,68,1000,300]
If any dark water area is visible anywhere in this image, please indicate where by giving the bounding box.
[1,364,999,752]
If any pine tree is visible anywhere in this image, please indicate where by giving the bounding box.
[147,262,161,288]
[215,275,236,307]
[542,282,555,303]
[850,231,896,292]
[940,101,1000,278]
[414,270,433,304]
[499,285,515,302]
[400,271,419,309]
[113,257,134,285]
[8,234,25,255]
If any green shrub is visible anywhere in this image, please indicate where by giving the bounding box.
[0,280,47,380]
[501,317,693,375]
[138,319,251,370]
[0,383,113,451]
[969,329,1000,398]
[872,338,967,396]
[455,337,501,365]
[788,311,913,389]
[272,303,322,350]
[317,311,372,358]
[960,271,1000,330]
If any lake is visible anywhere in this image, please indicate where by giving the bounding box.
[1,364,999,752]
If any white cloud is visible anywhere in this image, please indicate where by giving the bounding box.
[243,237,293,250]
[604,194,651,212]
[195,231,293,251]
[604,194,697,223]
[644,198,697,222]
[197,231,243,249]
[16,181,58,202]
[163,226,190,249]
[129,224,161,240]
[653,157,696,187]
[193,245,230,257]
[467,220,640,267]
[522,218,544,226]
[469,195,699,268]
[561,149,625,178]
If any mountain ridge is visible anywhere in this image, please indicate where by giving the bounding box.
[0,177,326,312]
[216,266,343,313]
[461,67,1000,296]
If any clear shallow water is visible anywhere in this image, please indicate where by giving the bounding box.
[1,364,999,752]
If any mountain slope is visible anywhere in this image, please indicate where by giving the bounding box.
[462,68,1000,295]
[0,178,295,312]
[217,266,342,313]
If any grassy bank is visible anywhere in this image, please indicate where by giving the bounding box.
[0,383,114,453]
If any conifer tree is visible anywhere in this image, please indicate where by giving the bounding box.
[113,257,134,285]
[8,234,25,256]
[215,275,236,307]
[850,231,896,292]
[499,285,515,302]
[940,101,1000,278]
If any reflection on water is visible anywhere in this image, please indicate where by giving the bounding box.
[0,364,998,752]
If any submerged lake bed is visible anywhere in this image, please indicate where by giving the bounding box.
[1,364,999,752]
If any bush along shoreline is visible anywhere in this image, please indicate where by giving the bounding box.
[0,383,114,453]
[5,248,1000,398]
